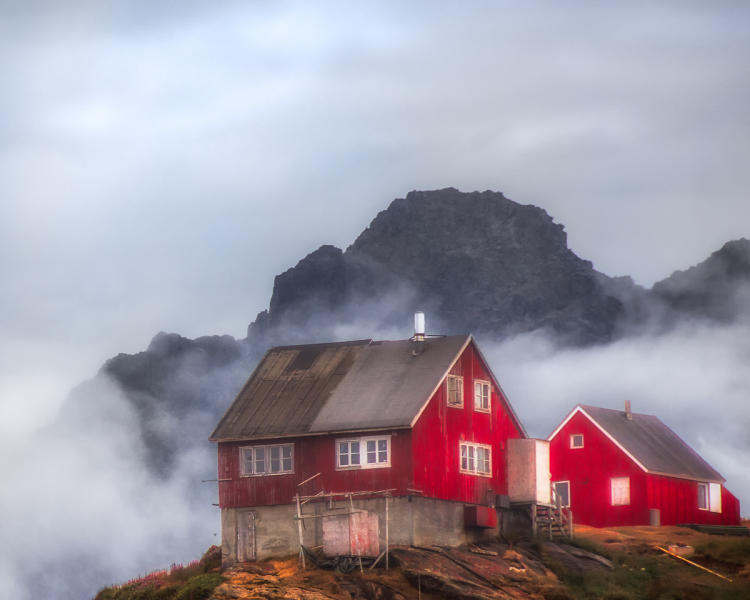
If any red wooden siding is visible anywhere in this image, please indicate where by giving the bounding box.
[218,431,413,508]
[550,411,647,526]
[411,342,524,505]
[550,410,741,527]
[646,474,740,526]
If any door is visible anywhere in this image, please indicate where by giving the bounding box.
[237,511,256,561]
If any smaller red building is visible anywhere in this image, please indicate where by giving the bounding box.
[548,404,740,527]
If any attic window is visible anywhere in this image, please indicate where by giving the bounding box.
[241,444,294,476]
[459,442,492,476]
[474,380,491,412]
[447,375,464,407]
[570,434,584,449]
[336,436,390,470]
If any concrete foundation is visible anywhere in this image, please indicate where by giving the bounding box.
[221,496,529,564]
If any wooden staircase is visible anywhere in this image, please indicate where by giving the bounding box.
[532,503,573,540]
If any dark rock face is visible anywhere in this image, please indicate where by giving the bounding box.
[251,188,627,346]
[93,333,253,474]
[652,238,750,322]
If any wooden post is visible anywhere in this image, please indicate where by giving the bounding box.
[385,493,390,571]
[531,503,537,537]
[295,493,306,569]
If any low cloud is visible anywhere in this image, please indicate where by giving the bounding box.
[483,319,750,512]
[0,375,219,600]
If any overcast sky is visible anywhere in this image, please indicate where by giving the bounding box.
[3,2,750,418]
[1,3,749,596]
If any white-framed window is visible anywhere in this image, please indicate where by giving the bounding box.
[459,442,492,476]
[474,380,491,412]
[570,434,584,449]
[240,444,294,476]
[611,477,630,506]
[697,482,708,510]
[336,436,390,469]
[552,481,570,508]
[447,375,464,407]
[698,482,722,513]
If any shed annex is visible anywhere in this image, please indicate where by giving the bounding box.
[548,404,741,527]
[210,333,528,563]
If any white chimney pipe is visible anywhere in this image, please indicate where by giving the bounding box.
[414,311,425,341]
[625,400,632,420]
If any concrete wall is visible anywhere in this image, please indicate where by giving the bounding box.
[221,496,521,564]
[507,438,551,504]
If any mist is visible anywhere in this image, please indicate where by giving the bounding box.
[483,318,750,511]
[0,372,220,599]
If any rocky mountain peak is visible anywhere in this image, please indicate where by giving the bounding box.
[250,188,625,346]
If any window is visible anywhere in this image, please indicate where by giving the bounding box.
[570,434,584,449]
[337,436,390,469]
[698,482,722,513]
[697,483,708,509]
[447,375,464,407]
[474,380,490,412]
[459,442,492,476]
[611,477,630,506]
[241,444,294,476]
[552,481,570,507]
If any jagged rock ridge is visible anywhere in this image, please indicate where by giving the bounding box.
[252,188,626,346]
[653,238,750,322]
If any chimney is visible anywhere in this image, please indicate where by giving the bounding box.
[625,400,632,420]
[414,311,425,342]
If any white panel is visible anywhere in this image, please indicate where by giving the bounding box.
[414,311,425,335]
[611,477,630,506]
[535,440,551,504]
[709,483,722,513]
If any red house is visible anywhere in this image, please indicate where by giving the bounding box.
[548,404,741,528]
[209,332,528,563]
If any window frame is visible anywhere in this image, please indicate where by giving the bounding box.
[569,434,584,449]
[610,476,630,506]
[336,435,391,470]
[446,374,464,408]
[552,480,571,508]
[698,482,722,513]
[240,443,294,477]
[459,441,492,477]
[473,379,491,413]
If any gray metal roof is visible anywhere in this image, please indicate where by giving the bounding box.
[581,405,724,483]
[210,335,472,441]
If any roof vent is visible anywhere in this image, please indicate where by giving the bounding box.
[414,311,425,342]
[625,400,632,421]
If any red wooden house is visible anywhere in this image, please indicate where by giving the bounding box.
[548,404,741,528]
[209,332,528,563]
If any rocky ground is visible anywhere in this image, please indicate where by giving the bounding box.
[97,523,750,599]
[210,524,750,600]
[211,540,610,600]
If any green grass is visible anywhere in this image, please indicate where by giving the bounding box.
[539,540,749,600]
[694,538,750,571]
[94,547,223,600]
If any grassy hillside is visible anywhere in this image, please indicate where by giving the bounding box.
[94,523,750,600]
